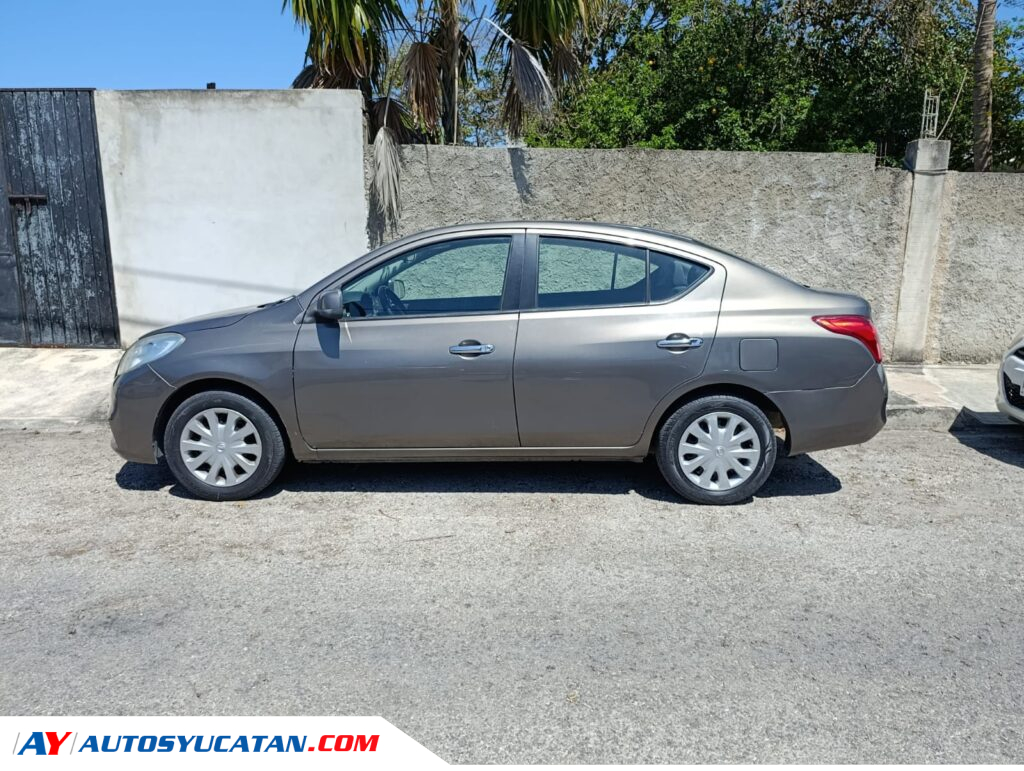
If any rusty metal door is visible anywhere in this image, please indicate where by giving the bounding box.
[0,89,119,347]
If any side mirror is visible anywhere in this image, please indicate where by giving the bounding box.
[390,279,406,300]
[314,289,346,320]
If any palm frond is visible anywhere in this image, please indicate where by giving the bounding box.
[458,28,479,84]
[486,19,554,137]
[549,41,580,87]
[490,0,596,52]
[286,0,406,89]
[403,41,443,131]
[371,124,402,225]
[369,96,413,141]
[292,63,318,88]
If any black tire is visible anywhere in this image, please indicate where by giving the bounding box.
[163,390,287,501]
[655,394,777,505]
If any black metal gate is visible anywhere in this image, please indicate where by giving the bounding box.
[0,89,119,347]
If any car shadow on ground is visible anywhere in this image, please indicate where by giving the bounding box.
[951,427,1024,468]
[115,451,841,503]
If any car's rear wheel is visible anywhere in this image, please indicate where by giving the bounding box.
[164,391,286,501]
[656,394,776,505]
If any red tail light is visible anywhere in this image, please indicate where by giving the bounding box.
[813,315,883,363]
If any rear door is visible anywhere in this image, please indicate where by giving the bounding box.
[513,231,725,447]
[293,231,524,449]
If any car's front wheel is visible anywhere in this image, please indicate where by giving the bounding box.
[163,390,286,501]
[656,394,777,505]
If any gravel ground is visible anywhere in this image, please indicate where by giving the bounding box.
[1,425,1023,763]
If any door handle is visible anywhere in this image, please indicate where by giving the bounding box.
[449,340,495,356]
[657,334,703,351]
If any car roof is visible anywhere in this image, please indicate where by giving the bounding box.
[298,220,803,308]
[403,220,701,246]
[386,220,745,259]
[391,220,777,274]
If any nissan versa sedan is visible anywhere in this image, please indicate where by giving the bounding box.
[109,222,888,504]
[997,329,1024,423]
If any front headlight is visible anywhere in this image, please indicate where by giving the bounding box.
[116,333,185,378]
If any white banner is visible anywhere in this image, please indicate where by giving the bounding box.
[3,716,445,767]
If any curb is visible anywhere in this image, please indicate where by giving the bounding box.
[0,405,109,431]
[0,417,102,431]
[885,405,1019,432]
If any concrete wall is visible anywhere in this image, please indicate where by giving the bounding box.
[96,90,367,343]
[368,144,1024,363]
[932,172,1024,363]
[367,146,912,355]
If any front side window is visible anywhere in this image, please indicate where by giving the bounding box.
[341,236,511,318]
[536,237,709,310]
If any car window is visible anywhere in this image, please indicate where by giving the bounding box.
[342,236,511,318]
[537,237,647,309]
[536,238,709,309]
[649,250,710,302]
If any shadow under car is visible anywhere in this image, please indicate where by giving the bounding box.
[115,451,841,503]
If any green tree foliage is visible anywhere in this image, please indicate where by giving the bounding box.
[527,0,1024,169]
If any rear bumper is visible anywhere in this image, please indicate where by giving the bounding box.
[770,364,888,456]
[108,365,173,464]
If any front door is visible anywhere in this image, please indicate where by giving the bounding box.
[293,233,523,449]
[513,232,725,447]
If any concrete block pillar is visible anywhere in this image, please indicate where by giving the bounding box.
[892,139,950,362]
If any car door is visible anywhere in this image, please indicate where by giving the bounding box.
[513,231,725,447]
[293,231,524,449]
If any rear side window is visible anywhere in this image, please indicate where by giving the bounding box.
[538,238,647,309]
[536,237,709,310]
[649,250,710,302]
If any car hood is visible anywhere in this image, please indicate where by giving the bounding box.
[157,304,263,335]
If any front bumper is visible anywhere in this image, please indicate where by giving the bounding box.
[769,364,888,456]
[108,364,174,464]
[997,352,1024,424]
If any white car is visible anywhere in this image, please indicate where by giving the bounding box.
[997,329,1024,423]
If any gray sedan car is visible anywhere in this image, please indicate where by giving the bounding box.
[110,222,887,504]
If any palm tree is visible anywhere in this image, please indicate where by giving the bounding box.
[972,0,996,171]
[489,0,591,136]
[287,0,404,93]
[286,0,599,222]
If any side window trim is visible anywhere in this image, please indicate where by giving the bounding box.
[519,232,539,311]
[501,231,525,312]
[313,231,526,322]
[522,231,715,313]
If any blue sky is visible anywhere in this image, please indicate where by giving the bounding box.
[0,1,1020,91]
[0,0,310,89]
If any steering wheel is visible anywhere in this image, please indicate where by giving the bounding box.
[376,284,406,315]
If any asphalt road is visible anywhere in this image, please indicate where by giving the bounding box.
[1,425,1023,763]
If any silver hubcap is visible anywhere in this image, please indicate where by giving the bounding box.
[678,411,761,491]
[179,408,262,487]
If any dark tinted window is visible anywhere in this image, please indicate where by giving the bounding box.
[537,237,647,309]
[342,237,511,317]
[649,250,710,302]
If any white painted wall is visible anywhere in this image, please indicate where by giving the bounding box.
[95,90,367,344]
